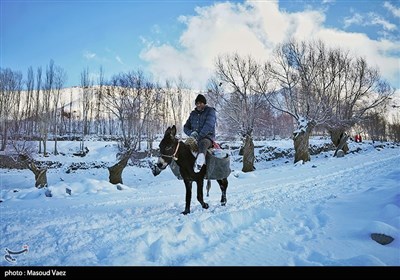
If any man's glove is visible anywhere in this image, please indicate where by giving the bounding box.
[190,131,199,140]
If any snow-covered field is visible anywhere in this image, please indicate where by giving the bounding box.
[0,138,399,266]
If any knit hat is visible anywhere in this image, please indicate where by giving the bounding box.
[195,94,207,104]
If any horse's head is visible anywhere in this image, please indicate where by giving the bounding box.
[156,125,179,171]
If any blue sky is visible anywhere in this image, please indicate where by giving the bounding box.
[1,0,399,89]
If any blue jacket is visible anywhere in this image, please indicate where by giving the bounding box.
[184,105,216,141]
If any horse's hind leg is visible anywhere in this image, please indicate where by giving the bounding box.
[206,179,211,197]
[196,179,209,210]
[182,180,192,215]
[217,178,228,206]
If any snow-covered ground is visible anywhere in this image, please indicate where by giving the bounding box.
[0,138,399,266]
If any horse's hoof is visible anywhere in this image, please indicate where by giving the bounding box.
[181,210,190,215]
[202,203,209,209]
[221,202,226,206]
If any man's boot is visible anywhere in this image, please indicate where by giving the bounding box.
[194,153,205,173]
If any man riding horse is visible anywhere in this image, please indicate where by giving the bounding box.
[154,94,228,214]
[184,94,216,173]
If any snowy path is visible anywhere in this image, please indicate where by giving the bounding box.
[1,147,399,266]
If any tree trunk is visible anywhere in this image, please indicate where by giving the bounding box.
[1,125,8,151]
[333,133,349,157]
[54,123,58,155]
[294,132,310,163]
[27,162,48,189]
[293,120,315,164]
[108,150,132,184]
[330,129,349,154]
[43,136,47,156]
[242,134,255,172]
[38,139,42,154]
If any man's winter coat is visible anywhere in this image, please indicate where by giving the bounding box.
[184,105,216,141]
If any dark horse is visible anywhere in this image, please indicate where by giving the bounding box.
[154,125,228,215]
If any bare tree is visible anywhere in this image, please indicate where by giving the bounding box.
[52,66,67,155]
[103,70,159,184]
[267,39,394,162]
[35,67,42,147]
[80,67,93,152]
[37,59,56,156]
[11,140,48,189]
[325,55,393,149]
[268,40,348,162]
[104,71,157,149]
[9,71,23,142]
[163,80,179,132]
[361,112,387,142]
[25,66,35,137]
[104,73,135,149]
[59,89,74,138]
[94,66,105,135]
[162,77,187,136]
[0,68,24,151]
[209,53,273,172]
[388,113,400,142]
[145,83,163,150]
[68,89,73,138]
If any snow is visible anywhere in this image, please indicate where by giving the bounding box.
[293,116,308,136]
[0,138,399,267]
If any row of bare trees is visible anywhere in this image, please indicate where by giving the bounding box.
[0,64,196,152]
[1,39,398,177]
[0,60,67,155]
[208,39,396,170]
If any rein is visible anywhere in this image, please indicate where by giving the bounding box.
[161,141,180,161]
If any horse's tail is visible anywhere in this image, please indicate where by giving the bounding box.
[206,179,211,197]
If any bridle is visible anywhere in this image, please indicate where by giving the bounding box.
[160,141,180,161]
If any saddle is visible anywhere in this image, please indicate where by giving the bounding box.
[169,138,231,180]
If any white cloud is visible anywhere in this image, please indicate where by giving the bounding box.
[369,13,397,31]
[250,0,290,45]
[151,24,161,34]
[344,12,397,31]
[316,30,399,87]
[83,51,96,60]
[343,13,363,29]
[140,0,399,89]
[141,44,201,84]
[384,1,400,17]
[115,56,124,65]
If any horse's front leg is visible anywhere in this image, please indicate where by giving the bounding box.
[182,180,192,215]
[196,179,209,210]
